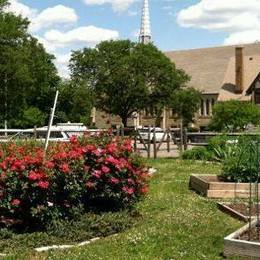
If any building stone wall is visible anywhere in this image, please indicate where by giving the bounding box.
[92,93,218,130]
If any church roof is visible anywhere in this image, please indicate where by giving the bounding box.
[165,42,260,100]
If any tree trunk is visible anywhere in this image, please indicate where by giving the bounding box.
[122,117,128,127]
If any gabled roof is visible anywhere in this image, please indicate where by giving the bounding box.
[218,55,260,101]
[165,42,260,99]
[246,72,260,95]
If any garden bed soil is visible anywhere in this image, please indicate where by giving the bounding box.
[240,226,260,242]
[218,203,259,222]
[224,219,260,258]
[190,174,260,199]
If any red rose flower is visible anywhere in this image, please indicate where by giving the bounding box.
[111,177,119,184]
[45,161,55,169]
[60,163,70,173]
[140,186,149,194]
[28,170,39,181]
[37,181,49,189]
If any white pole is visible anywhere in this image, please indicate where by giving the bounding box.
[4,120,7,137]
[44,91,59,154]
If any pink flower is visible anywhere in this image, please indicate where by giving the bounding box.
[92,149,102,157]
[105,156,120,165]
[122,186,134,195]
[101,166,110,174]
[11,199,21,206]
[37,181,49,189]
[111,177,119,184]
[122,139,132,152]
[92,170,102,179]
[127,178,135,185]
[28,170,39,181]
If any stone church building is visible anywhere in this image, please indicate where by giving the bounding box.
[91,0,260,130]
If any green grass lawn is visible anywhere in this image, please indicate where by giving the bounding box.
[5,159,242,260]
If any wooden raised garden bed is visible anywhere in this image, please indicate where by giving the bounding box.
[217,202,259,222]
[224,219,260,258]
[189,174,260,199]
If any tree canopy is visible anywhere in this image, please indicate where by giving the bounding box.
[56,81,94,126]
[170,87,201,127]
[209,100,260,132]
[0,0,60,128]
[70,40,189,126]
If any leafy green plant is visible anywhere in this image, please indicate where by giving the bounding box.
[209,100,260,132]
[207,135,238,162]
[182,147,213,161]
[220,136,260,182]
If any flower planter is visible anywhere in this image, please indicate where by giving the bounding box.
[189,174,260,199]
[224,219,260,258]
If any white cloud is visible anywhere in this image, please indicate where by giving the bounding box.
[7,1,78,32]
[83,0,137,12]
[224,30,260,45]
[6,1,120,78]
[30,5,78,33]
[7,0,37,18]
[177,0,260,45]
[54,53,72,79]
[44,26,119,47]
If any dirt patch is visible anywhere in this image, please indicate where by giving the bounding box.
[227,203,260,217]
[239,226,260,242]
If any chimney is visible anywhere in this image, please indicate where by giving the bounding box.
[235,47,244,94]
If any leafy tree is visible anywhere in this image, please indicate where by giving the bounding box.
[209,100,260,132]
[0,0,60,128]
[170,87,201,127]
[70,40,189,126]
[20,107,46,128]
[56,81,94,125]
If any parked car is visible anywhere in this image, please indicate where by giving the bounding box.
[137,127,167,142]
[3,123,86,142]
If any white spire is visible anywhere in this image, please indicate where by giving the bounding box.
[139,0,151,44]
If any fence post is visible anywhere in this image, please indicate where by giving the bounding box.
[180,118,184,156]
[184,127,188,151]
[153,127,157,159]
[167,127,170,153]
[147,125,151,158]
[116,126,120,137]
[133,129,137,152]
[34,125,37,139]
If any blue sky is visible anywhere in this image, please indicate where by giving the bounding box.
[8,0,260,77]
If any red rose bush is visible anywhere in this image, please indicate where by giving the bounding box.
[0,134,149,228]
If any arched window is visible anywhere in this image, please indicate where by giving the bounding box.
[206,99,210,115]
[200,99,204,116]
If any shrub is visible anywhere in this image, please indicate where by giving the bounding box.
[182,147,212,161]
[207,135,238,162]
[209,100,260,132]
[0,134,149,229]
[220,136,260,182]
